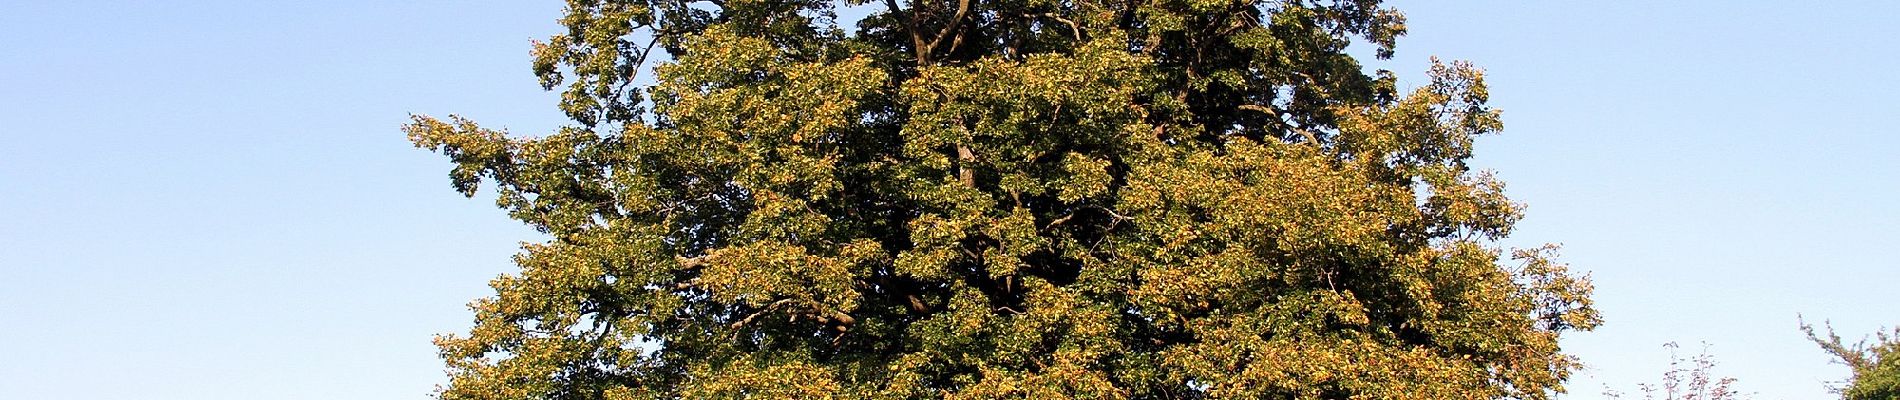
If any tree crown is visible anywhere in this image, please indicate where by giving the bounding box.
[407,1,1600,398]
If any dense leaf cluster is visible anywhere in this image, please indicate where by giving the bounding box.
[407,0,1600,398]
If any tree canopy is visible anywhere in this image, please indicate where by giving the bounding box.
[1806,321,1900,400]
[406,0,1600,398]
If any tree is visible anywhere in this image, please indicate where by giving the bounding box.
[405,1,1600,398]
[1603,342,1747,400]
[1805,319,1900,399]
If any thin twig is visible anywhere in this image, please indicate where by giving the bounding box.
[1239,104,1321,145]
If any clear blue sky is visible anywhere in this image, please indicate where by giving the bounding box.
[1,1,1893,399]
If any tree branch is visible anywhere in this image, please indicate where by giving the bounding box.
[730,298,799,330]
[1031,12,1081,40]
[675,255,713,270]
[906,294,929,313]
[956,144,977,187]
[924,0,974,60]
[1240,104,1321,145]
[884,0,928,64]
[623,32,667,84]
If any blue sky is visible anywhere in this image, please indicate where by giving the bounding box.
[1,1,1893,399]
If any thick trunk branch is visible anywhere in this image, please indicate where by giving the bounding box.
[885,0,929,64]
[956,144,976,187]
[925,0,974,61]
[906,294,929,313]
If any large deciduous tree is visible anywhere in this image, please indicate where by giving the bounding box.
[406,0,1599,398]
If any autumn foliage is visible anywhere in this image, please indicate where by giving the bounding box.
[407,0,1600,398]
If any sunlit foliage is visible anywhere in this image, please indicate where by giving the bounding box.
[1806,320,1900,400]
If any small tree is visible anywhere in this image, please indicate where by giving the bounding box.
[1604,342,1746,400]
[1804,319,1900,400]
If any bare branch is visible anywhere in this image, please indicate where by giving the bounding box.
[884,0,928,63]
[1030,12,1081,41]
[1044,205,1132,230]
[924,0,974,60]
[906,294,929,313]
[675,255,713,270]
[1044,212,1077,229]
[956,144,977,187]
[1240,104,1321,145]
[623,33,666,84]
[730,298,799,330]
